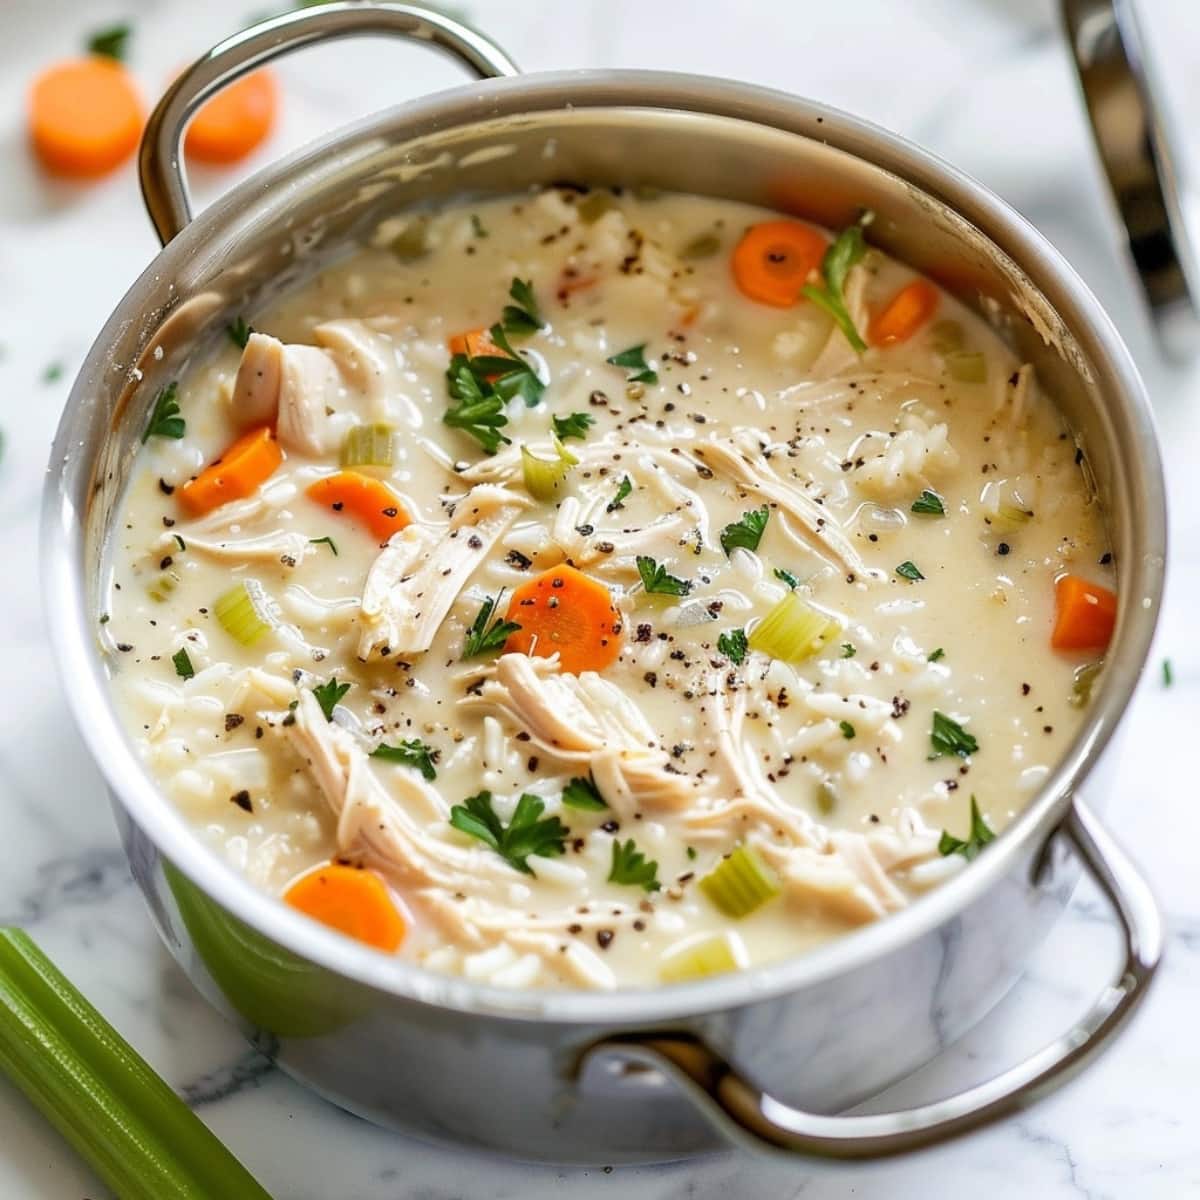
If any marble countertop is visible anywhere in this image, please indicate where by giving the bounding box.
[2,0,1198,1195]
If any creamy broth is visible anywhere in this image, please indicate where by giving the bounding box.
[105,188,1112,989]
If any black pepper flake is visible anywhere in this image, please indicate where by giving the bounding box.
[224,713,245,732]
[1021,683,1031,696]
[1100,552,1112,565]
[596,929,614,950]
[506,549,533,570]
[635,623,653,643]
[600,820,620,834]
[116,642,133,652]
[230,790,253,813]
[158,479,175,495]
[997,542,1011,556]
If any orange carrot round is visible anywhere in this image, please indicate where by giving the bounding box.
[178,426,283,517]
[731,220,828,308]
[306,470,410,543]
[1051,574,1117,651]
[504,564,623,675]
[29,58,143,178]
[184,69,278,165]
[869,279,940,346]
[284,863,405,952]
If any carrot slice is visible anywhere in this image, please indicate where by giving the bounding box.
[306,470,410,543]
[447,327,501,358]
[184,69,278,165]
[731,220,828,308]
[284,864,405,952]
[1051,574,1117,651]
[178,426,283,517]
[28,58,143,178]
[504,564,623,675]
[869,279,940,346]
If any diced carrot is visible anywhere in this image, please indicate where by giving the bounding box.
[178,426,282,517]
[447,327,501,358]
[504,564,623,675]
[731,220,828,308]
[1051,574,1117,651]
[284,863,405,952]
[184,69,278,165]
[869,279,940,346]
[28,58,143,178]
[306,470,410,543]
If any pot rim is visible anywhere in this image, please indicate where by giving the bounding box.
[42,67,1166,1025]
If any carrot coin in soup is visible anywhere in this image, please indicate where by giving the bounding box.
[105,187,1113,990]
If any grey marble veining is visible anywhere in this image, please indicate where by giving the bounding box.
[2,0,1198,1195]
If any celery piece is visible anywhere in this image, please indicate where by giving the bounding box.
[0,927,273,1200]
[699,844,782,918]
[214,580,273,646]
[578,191,618,224]
[340,423,396,471]
[945,350,988,383]
[520,435,578,501]
[679,232,722,260]
[930,319,965,354]
[988,502,1035,534]
[1070,660,1104,709]
[747,590,838,663]
[660,931,745,983]
[390,217,429,262]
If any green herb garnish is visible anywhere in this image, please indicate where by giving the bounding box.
[938,796,995,860]
[930,710,978,759]
[142,382,184,443]
[312,677,350,721]
[552,411,594,441]
[896,560,925,582]
[87,22,131,60]
[500,278,544,336]
[471,323,546,406]
[636,555,689,596]
[839,720,856,739]
[171,648,194,680]
[1163,658,1173,687]
[911,489,946,516]
[309,536,338,556]
[841,643,856,658]
[371,738,438,781]
[928,647,945,662]
[444,356,511,454]
[608,838,661,891]
[773,567,800,590]
[449,791,568,875]
[606,343,658,385]
[462,589,521,659]
[227,316,253,349]
[470,214,488,238]
[606,475,633,512]
[718,628,748,665]
[719,505,770,556]
[562,776,607,812]
[801,215,870,352]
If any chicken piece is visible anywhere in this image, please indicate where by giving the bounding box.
[159,528,313,564]
[752,836,888,925]
[314,319,420,425]
[356,485,528,659]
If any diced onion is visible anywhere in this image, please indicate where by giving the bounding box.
[340,423,397,471]
[147,570,181,603]
[660,931,746,982]
[945,351,987,383]
[213,580,274,646]
[699,844,781,918]
[748,591,839,663]
[520,435,578,502]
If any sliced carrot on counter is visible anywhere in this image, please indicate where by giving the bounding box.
[731,220,828,308]
[178,426,282,517]
[447,327,502,358]
[284,864,405,952]
[1051,574,1117,651]
[504,563,623,675]
[184,69,278,164]
[306,470,410,543]
[28,58,143,178]
[869,279,940,346]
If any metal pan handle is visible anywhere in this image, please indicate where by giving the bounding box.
[139,1,519,246]
[580,798,1162,1159]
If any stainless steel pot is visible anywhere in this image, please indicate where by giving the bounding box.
[42,1,1168,1165]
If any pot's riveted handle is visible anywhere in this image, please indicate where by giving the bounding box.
[139,1,519,245]
[580,798,1163,1160]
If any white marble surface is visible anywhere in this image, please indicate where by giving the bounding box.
[2,0,1198,1195]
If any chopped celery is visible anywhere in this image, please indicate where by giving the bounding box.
[660,931,746,983]
[747,590,838,663]
[520,435,578,501]
[340,423,396,471]
[945,351,988,383]
[816,779,838,815]
[214,580,273,646]
[930,319,965,354]
[390,217,429,261]
[680,232,721,259]
[578,192,618,224]
[699,844,781,918]
[1070,660,1104,708]
[146,570,181,603]
[988,502,1035,534]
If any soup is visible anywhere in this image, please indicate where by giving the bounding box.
[104,187,1115,990]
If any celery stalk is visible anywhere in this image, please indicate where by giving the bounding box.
[0,928,273,1200]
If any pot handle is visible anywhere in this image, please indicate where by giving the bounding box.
[579,798,1163,1160]
[139,1,520,245]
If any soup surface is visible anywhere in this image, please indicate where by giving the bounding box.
[105,188,1114,990]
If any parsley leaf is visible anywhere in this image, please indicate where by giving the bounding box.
[841,642,856,658]
[142,382,184,442]
[608,838,661,891]
[606,475,633,513]
[562,775,607,812]
[938,796,995,860]
[552,411,594,441]
[1162,658,1173,687]
[462,589,521,659]
[896,560,925,582]
[172,648,194,679]
[636,555,689,596]
[227,316,253,349]
[839,720,856,739]
[606,343,658,385]
[500,278,544,336]
[449,791,568,875]
[719,505,770,556]
[312,677,350,721]
[470,323,546,407]
[718,627,748,665]
[309,535,338,556]
[470,213,488,238]
[42,362,64,384]
[930,710,978,759]
[801,215,870,352]
[87,22,131,60]
[928,647,945,662]
[371,738,439,781]
[444,355,511,454]
[773,567,800,590]
[911,489,946,516]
